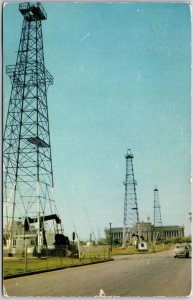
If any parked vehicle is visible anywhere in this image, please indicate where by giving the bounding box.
[174,244,190,258]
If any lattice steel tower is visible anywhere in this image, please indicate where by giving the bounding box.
[3,2,62,255]
[153,186,163,241]
[122,149,140,247]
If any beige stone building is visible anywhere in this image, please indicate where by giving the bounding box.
[105,221,185,244]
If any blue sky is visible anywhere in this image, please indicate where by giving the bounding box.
[3,2,191,240]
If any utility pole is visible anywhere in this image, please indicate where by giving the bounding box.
[122,149,140,247]
[109,222,112,251]
[188,212,192,223]
[3,2,62,256]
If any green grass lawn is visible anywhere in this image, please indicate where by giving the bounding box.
[3,256,110,276]
[112,243,172,255]
[3,244,171,276]
[3,245,111,276]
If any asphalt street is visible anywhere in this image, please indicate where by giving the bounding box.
[4,249,191,297]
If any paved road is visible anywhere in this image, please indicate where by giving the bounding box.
[4,249,191,297]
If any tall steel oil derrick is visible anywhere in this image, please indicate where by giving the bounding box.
[3,2,62,256]
[122,149,140,247]
[153,186,163,242]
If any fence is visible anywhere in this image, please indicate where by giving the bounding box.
[78,245,111,261]
[3,245,111,277]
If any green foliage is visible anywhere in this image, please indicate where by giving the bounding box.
[79,241,87,245]
[165,236,192,244]
[98,238,108,245]
[100,237,121,246]
[113,238,121,246]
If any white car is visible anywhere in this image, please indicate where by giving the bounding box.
[174,244,190,258]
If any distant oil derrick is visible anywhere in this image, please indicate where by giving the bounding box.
[153,186,164,242]
[3,2,63,256]
[122,149,140,247]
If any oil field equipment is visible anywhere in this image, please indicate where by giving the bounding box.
[3,2,65,256]
[153,186,164,242]
[122,149,140,247]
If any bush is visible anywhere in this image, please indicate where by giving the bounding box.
[164,236,192,244]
